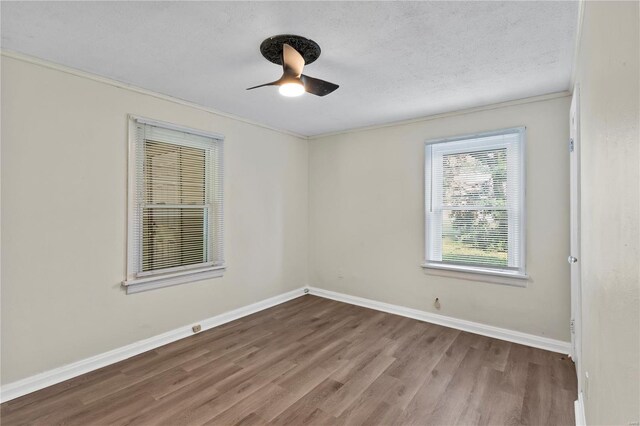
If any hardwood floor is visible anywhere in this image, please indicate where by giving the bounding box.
[1,295,577,425]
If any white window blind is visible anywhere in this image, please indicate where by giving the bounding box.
[125,117,224,293]
[424,127,525,278]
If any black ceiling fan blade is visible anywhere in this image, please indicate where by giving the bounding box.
[300,75,339,96]
[246,80,281,90]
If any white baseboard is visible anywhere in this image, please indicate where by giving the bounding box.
[1,286,571,403]
[574,392,586,426]
[307,287,572,354]
[0,287,305,403]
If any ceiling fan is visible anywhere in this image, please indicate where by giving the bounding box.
[247,34,339,97]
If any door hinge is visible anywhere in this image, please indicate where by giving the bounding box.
[570,319,575,334]
[569,138,574,152]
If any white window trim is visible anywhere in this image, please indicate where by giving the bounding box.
[422,127,527,283]
[421,262,529,283]
[123,115,226,294]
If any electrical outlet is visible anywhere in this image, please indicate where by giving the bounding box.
[192,324,202,333]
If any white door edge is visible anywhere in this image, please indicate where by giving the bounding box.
[569,85,583,394]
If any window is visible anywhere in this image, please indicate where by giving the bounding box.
[124,116,224,293]
[424,127,526,279]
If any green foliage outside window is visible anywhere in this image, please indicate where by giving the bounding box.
[442,148,508,266]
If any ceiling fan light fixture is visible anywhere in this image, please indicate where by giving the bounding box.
[247,35,339,97]
[279,81,305,97]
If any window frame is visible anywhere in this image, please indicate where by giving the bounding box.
[124,115,225,294]
[422,127,527,282]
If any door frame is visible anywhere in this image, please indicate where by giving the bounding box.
[569,85,582,390]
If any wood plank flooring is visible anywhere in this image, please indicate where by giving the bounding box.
[1,295,577,425]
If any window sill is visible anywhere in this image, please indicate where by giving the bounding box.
[421,262,528,287]
[123,265,226,294]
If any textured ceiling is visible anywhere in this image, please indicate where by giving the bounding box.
[1,1,578,136]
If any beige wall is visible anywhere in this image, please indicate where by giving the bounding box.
[309,95,572,342]
[1,56,308,384]
[0,55,575,389]
[574,2,640,424]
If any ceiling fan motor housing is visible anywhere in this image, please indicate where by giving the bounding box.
[260,34,321,66]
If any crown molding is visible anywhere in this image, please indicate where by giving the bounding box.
[1,50,572,141]
[0,50,308,140]
[308,91,571,140]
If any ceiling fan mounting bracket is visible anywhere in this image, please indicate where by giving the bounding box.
[260,34,321,66]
